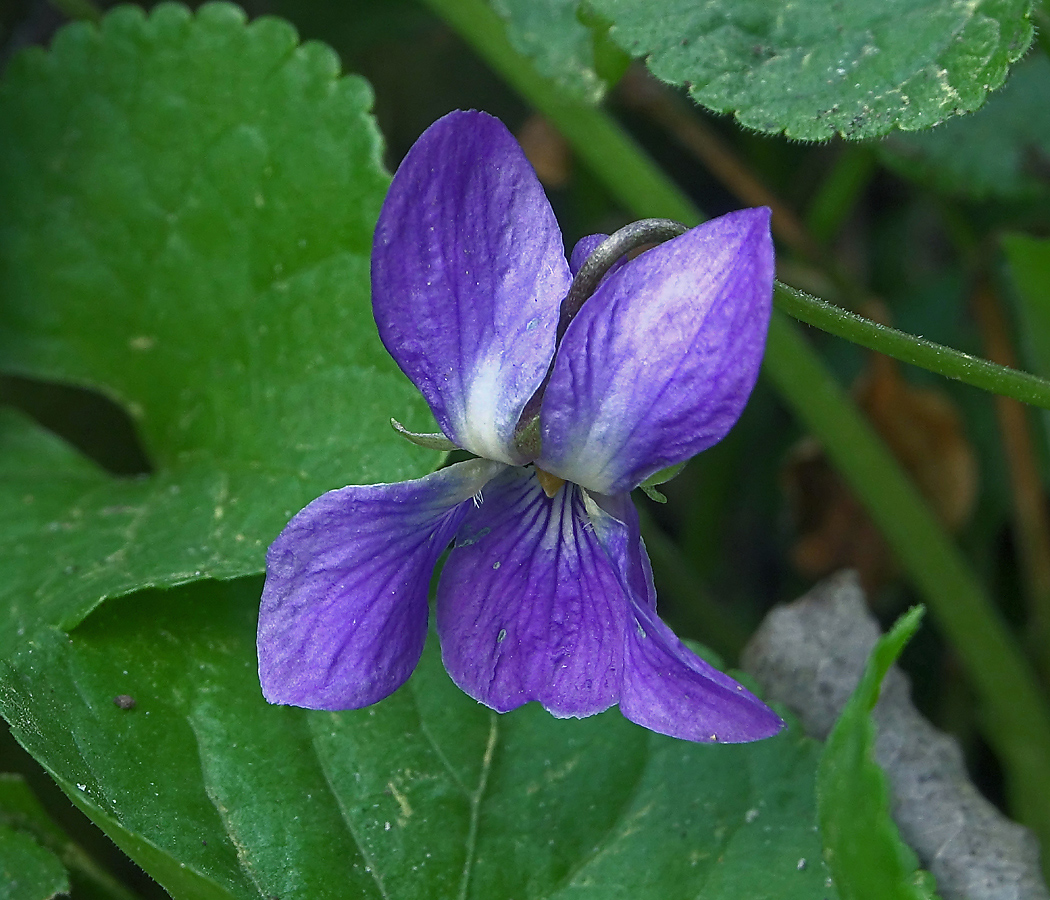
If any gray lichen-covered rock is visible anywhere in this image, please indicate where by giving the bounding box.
[742,570,1048,900]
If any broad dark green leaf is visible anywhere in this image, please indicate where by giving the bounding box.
[0,8,836,899]
[817,607,938,900]
[880,54,1050,200]
[2,576,837,900]
[494,0,1033,139]
[0,2,434,632]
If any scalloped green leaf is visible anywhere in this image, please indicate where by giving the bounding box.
[818,607,939,900]
[1,575,838,900]
[579,0,1033,140]
[484,0,1034,137]
[492,0,606,102]
[0,2,434,633]
[880,53,1050,200]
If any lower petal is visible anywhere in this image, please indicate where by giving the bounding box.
[436,468,630,717]
[584,493,784,743]
[258,459,503,710]
[621,603,784,743]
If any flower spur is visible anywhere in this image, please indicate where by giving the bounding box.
[257,110,782,743]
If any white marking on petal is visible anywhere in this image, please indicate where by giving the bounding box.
[459,354,517,463]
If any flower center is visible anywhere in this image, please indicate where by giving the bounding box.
[535,467,566,497]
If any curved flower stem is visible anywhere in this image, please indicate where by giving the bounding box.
[516,219,690,458]
[424,1,1050,412]
[558,218,686,340]
[421,0,1050,856]
[776,281,1050,411]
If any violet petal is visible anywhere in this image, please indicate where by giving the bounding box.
[258,458,504,709]
[539,208,775,494]
[584,491,784,742]
[436,468,629,717]
[621,600,785,742]
[372,110,570,464]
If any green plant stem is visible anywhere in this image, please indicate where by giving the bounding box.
[422,0,1050,863]
[1,801,143,900]
[776,281,1050,411]
[418,0,694,226]
[61,842,144,900]
[430,0,1050,413]
[764,313,1050,852]
[637,507,752,662]
[804,146,877,245]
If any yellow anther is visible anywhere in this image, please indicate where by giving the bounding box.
[535,467,566,498]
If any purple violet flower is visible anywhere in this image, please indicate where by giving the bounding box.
[257,110,783,743]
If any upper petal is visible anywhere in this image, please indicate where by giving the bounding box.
[538,208,774,494]
[436,468,630,718]
[584,492,784,743]
[258,458,503,710]
[372,110,571,464]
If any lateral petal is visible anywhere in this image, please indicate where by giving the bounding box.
[539,208,774,494]
[436,467,630,717]
[258,459,503,710]
[584,492,784,743]
[372,110,570,464]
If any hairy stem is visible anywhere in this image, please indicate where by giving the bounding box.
[775,282,1050,411]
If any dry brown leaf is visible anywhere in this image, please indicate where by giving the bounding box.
[784,353,977,592]
[516,114,572,188]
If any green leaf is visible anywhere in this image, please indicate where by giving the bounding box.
[491,0,607,102]
[0,827,67,900]
[880,53,1050,200]
[586,0,1034,140]
[0,774,67,852]
[0,777,70,900]
[0,2,434,634]
[2,576,838,900]
[817,607,939,900]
